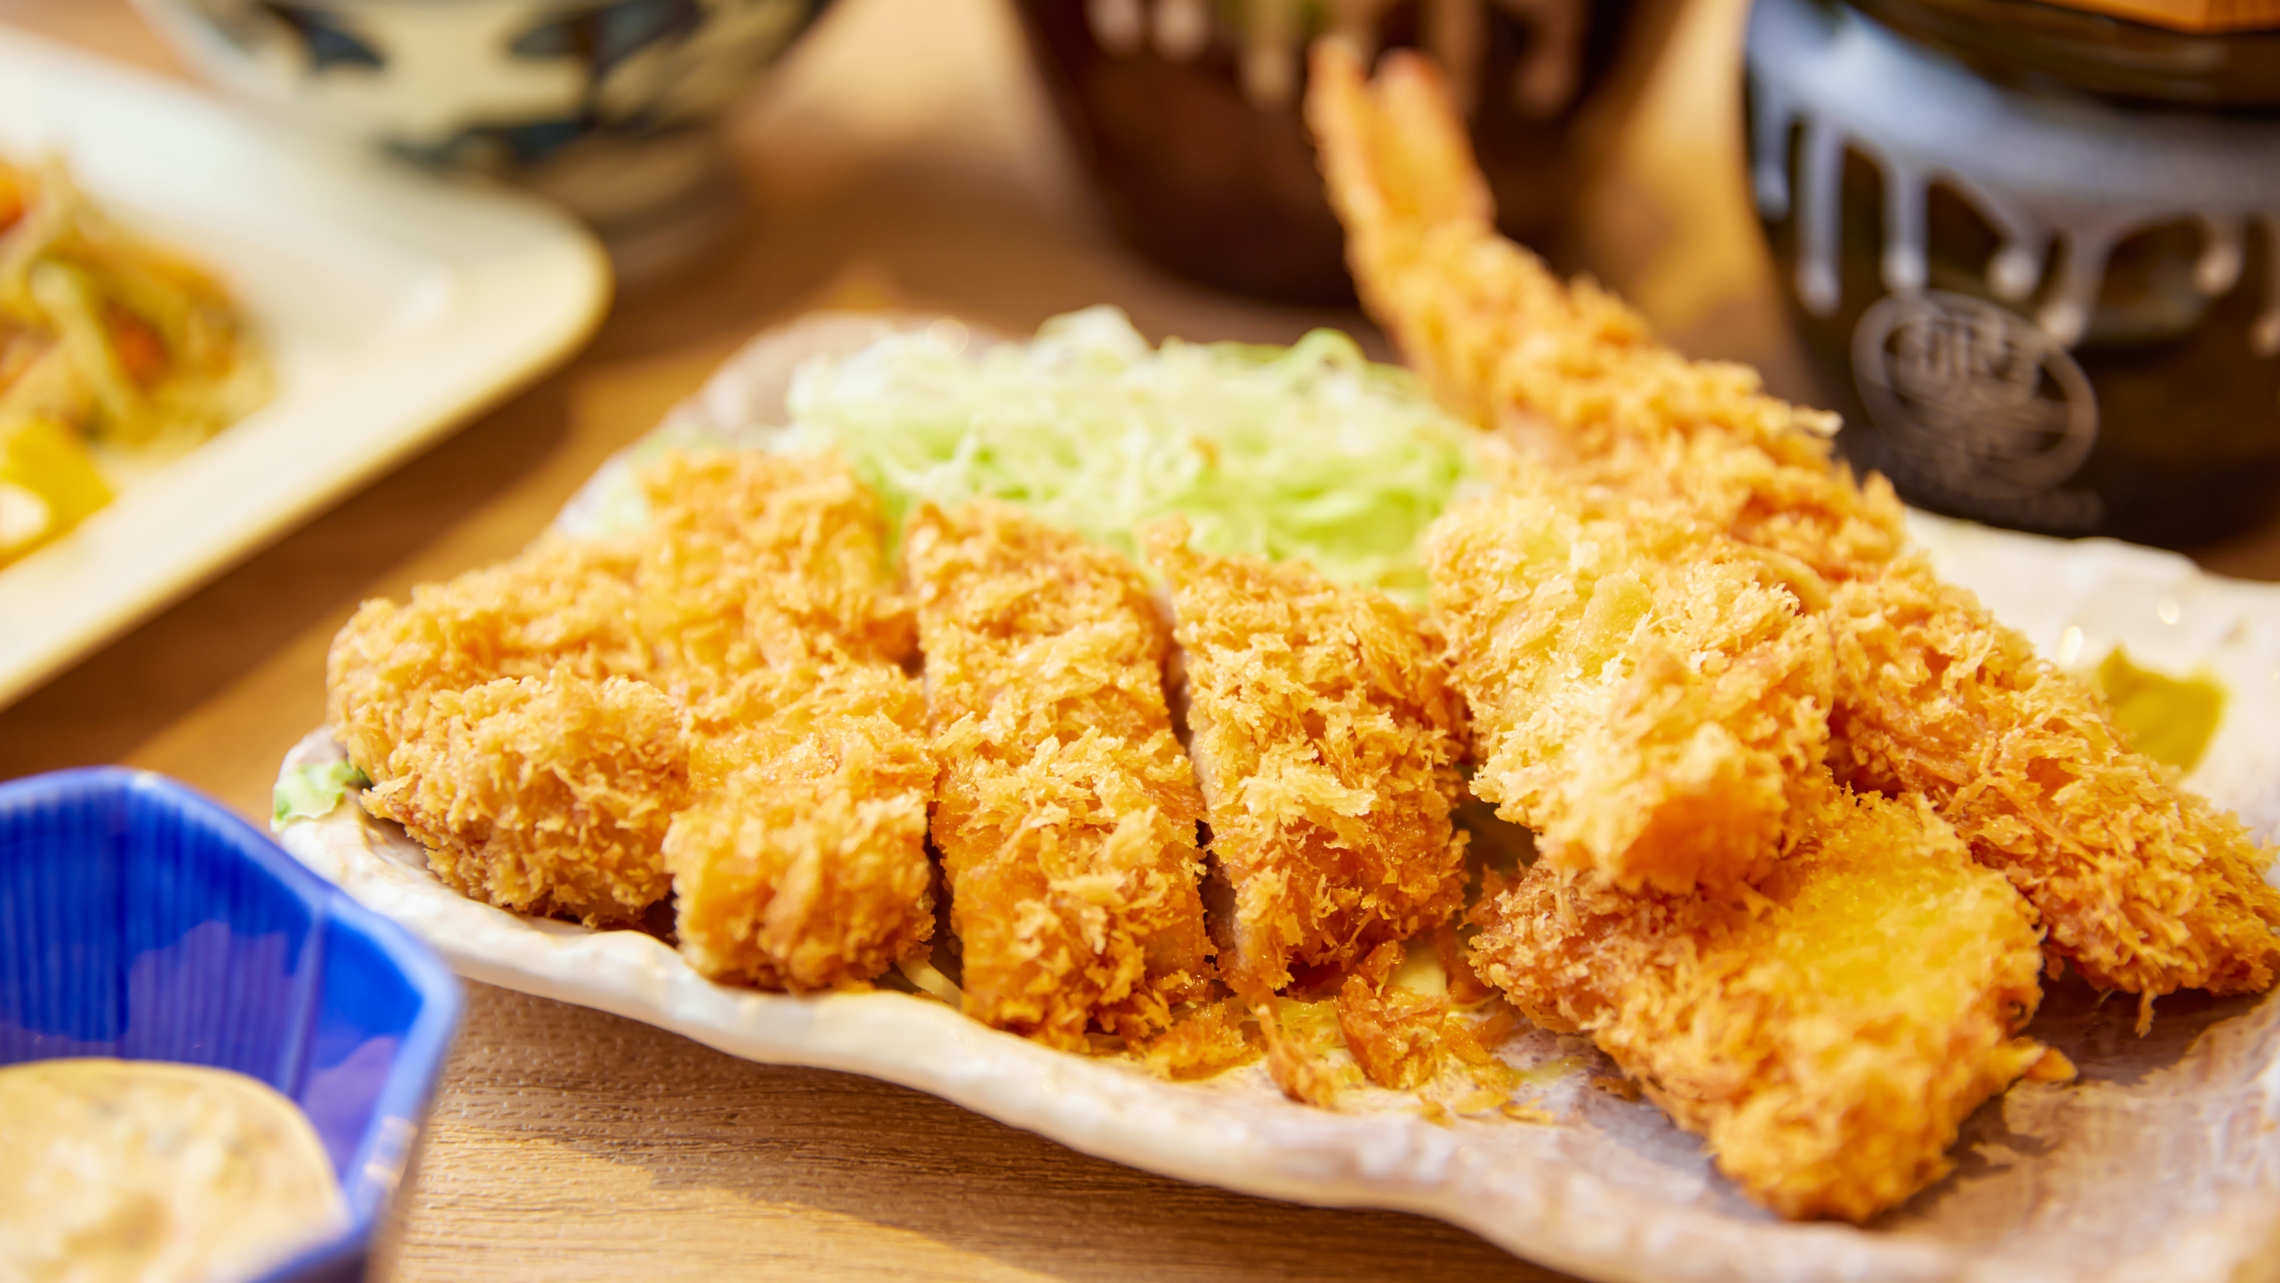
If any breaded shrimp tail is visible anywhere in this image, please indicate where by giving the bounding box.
[667,662,936,992]
[1834,557,2280,1014]
[907,501,1213,1048]
[1424,463,1834,894]
[1471,778,2053,1222]
[1306,41,1904,583]
[1309,41,2280,1004]
[1144,520,1468,996]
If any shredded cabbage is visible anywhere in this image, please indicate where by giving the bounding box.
[272,760,369,825]
[778,307,1474,600]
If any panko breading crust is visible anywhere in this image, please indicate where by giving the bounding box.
[1472,779,2052,1222]
[634,448,916,696]
[668,662,936,991]
[326,537,676,928]
[327,448,937,983]
[361,673,687,927]
[1307,41,2280,1003]
[1146,521,1469,995]
[1834,556,2280,1012]
[907,500,1213,1049]
[1424,471,1834,894]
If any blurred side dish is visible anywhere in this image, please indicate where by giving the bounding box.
[0,156,269,567]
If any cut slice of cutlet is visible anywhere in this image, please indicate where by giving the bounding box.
[1144,519,1468,996]
[906,499,1212,1049]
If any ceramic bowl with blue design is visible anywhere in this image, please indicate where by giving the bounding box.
[132,0,837,275]
[0,767,462,1283]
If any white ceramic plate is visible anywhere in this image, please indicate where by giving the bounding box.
[276,315,2280,1283]
[0,29,609,710]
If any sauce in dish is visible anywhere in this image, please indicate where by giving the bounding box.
[0,1058,344,1283]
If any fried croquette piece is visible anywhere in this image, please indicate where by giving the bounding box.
[1308,43,2280,1002]
[1144,521,1468,995]
[906,500,1212,1049]
[358,674,688,927]
[1423,474,1834,894]
[1304,42,1904,585]
[1833,556,2280,1017]
[325,535,649,775]
[1471,779,2051,1222]
[665,661,936,991]
[633,449,915,694]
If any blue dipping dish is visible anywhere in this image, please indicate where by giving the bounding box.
[0,767,461,1283]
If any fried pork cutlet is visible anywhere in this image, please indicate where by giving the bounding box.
[666,661,936,991]
[1144,521,1468,996]
[326,535,651,772]
[1472,778,2053,1222]
[633,449,916,696]
[1307,43,2280,1004]
[325,537,684,927]
[1834,556,2280,1012]
[1424,470,1834,894]
[906,501,1212,1048]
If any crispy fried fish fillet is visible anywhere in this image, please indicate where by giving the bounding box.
[907,500,1212,1048]
[666,661,936,991]
[1308,42,2280,1002]
[1472,778,2052,1222]
[1834,556,2280,1012]
[1424,468,1834,894]
[634,449,916,694]
[326,538,683,927]
[1144,521,1468,995]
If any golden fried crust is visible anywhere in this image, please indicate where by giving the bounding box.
[1307,44,1904,585]
[1145,522,1468,995]
[907,501,1212,1049]
[635,449,915,695]
[1833,556,2280,1010]
[359,674,688,927]
[1471,780,2050,1222]
[325,536,650,775]
[1425,475,1834,894]
[1308,42,2280,1004]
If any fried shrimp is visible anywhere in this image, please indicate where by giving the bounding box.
[1304,42,1904,585]
[1471,779,2053,1222]
[667,661,936,991]
[1307,41,2280,1002]
[907,500,1212,1048]
[1833,556,2280,1013]
[1144,521,1468,996]
[633,448,915,695]
[1423,466,1834,894]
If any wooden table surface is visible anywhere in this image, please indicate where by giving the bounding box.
[7,1,2280,1280]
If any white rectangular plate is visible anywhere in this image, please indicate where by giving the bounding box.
[279,314,2280,1283]
[0,29,610,710]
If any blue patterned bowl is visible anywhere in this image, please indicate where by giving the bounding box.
[0,768,462,1283]
[132,0,837,276]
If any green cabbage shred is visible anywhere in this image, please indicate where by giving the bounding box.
[778,307,1475,600]
[273,760,369,824]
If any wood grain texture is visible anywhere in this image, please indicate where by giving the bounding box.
[4,0,2279,1279]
